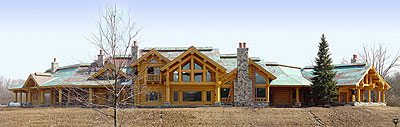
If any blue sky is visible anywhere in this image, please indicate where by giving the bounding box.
[1,0,400,79]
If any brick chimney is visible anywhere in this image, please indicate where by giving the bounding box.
[51,58,58,73]
[234,42,252,106]
[98,50,104,67]
[351,54,357,64]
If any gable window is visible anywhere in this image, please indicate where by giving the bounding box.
[255,72,266,84]
[182,62,190,70]
[194,62,202,70]
[173,71,179,82]
[206,71,212,82]
[149,59,158,63]
[182,72,190,82]
[194,72,202,82]
[170,58,215,83]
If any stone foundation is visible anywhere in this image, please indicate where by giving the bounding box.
[353,102,387,106]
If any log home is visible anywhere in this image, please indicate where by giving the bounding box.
[8,43,391,107]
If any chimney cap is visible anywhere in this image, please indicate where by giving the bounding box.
[134,41,137,46]
[100,50,103,55]
[239,42,242,48]
[53,58,56,62]
[353,54,357,59]
[243,42,246,48]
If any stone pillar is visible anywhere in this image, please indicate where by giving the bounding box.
[131,41,139,105]
[234,42,252,106]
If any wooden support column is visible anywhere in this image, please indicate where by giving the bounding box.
[361,90,365,102]
[89,88,93,103]
[19,92,23,103]
[58,88,62,103]
[40,90,44,104]
[338,91,341,103]
[266,78,270,103]
[28,91,31,103]
[357,88,361,102]
[368,90,371,102]
[215,71,220,103]
[377,90,381,102]
[67,90,71,104]
[14,92,18,102]
[382,91,385,102]
[166,72,171,103]
[351,90,356,102]
[25,92,28,103]
[295,88,300,102]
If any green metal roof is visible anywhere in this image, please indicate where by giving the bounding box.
[264,64,311,86]
[301,64,371,86]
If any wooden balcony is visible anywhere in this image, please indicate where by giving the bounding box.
[147,74,160,83]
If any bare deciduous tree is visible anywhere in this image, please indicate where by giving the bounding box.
[0,76,24,105]
[358,44,400,78]
[358,43,400,105]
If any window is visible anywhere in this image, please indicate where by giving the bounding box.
[173,91,179,102]
[206,91,211,101]
[146,92,161,102]
[194,62,202,70]
[206,71,211,82]
[220,88,230,98]
[33,94,38,100]
[255,72,266,84]
[106,92,114,104]
[147,67,160,74]
[183,91,202,101]
[173,71,178,82]
[182,72,190,82]
[194,72,202,82]
[44,93,51,103]
[182,62,190,70]
[149,59,158,63]
[256,88,266,98]
[225,81,231,85]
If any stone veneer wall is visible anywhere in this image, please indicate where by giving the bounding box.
[234,47,253,106]
[131,44,138,105]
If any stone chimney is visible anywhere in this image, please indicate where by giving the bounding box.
[131,41,139,105]
[98,50,104,67]
[51,58,58,73]
[351,54,357,64]
[234,42,252,106]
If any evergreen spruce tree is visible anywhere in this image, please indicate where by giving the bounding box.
[310,34,338,105]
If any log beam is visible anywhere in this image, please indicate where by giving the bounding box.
[28,91,31,103]
[19,92,23,103]
[377,90,381,102]
[14,92,17,102]
[382,91,385,102]
[357,88,361,102]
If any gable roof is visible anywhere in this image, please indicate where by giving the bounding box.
[249,59,276,80]
[88,64,130,80]
[301,63,390,87]
[160,46,227,72]
[130,49,170,67]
